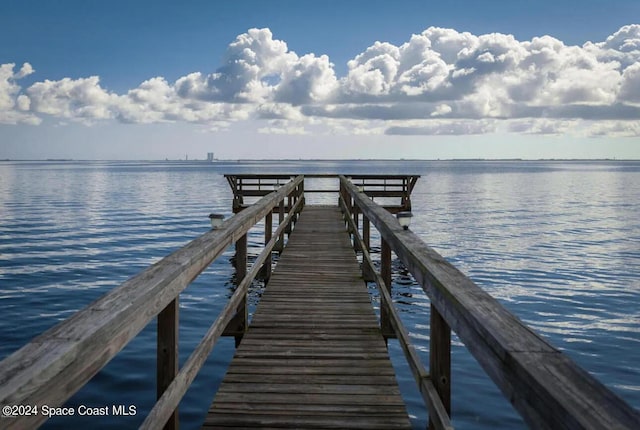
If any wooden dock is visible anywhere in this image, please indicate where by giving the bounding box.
[203,206,411,429]
[2,173,638,430]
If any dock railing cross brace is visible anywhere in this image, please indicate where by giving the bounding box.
[0,174,638,430]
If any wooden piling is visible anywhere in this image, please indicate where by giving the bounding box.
[157,298,179,430]
[380,238,394,340]
[429,305,451,430]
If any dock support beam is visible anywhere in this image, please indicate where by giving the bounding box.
[261,213,272,280]
[224,234,248,347]
[157,298,179,430]
[380,238,394,340]
[353,209,361,251]
[275,199,285,252]
[362,215,375,282]
[429,305,451,430]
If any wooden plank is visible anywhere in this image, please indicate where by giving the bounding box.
[222,374,400,384]
[204,413,410,430]
[210,392,407,406]
[227,358,396,370]
[204,206,411,429]
[215,383,402,396]
[262,212,272,280]
[210,402,406,414]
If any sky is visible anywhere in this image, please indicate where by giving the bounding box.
[1,0,639,160]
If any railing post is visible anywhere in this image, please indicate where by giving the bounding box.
[295,180,303,222]
[157,298,179,430]
[339,183,347,228]
[363,215,370,251]
[261,212,273,280]
[237,234,247,347]
[224,234,247,346]
[275,198,285,252]
[353,208,361,251]
[285,192,293,234]
[362,215,375,282]
[429,305,451,430]
[380,238,394,340]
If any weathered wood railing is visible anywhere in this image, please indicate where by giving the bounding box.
[0,175,304,430]
[226,174,418,213]
[338,175,640,430]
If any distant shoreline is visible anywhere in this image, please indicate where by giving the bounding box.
[1,158,638,163]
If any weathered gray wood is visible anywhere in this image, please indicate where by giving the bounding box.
[262,212,272,280]
[380,238,394,339]
[224,233,247,344]
[430,304,451,430]
[275,198,285,252]
[228,174,420,214]
[234,233,247,279]
[362,215,375,280]
[340,192,453,430]
[204,412,409,430]
[157,298,179,430]
[140,255,247,430]
[204,206,411,429]
[0,176,303,430]
[423,375,454,430]
[141,195,304,430]
[340,176,640,430]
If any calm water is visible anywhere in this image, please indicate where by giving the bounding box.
[0,160,639,429]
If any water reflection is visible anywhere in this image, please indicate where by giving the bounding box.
[0,160,638,430]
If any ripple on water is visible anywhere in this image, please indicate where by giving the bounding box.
[1,160,639,430]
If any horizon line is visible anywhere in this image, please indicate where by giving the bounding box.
[1,157,639,163]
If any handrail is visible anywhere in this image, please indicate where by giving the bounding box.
[338,193,453,430]
[339,175,640,430]
[141,195,304,429]
[0,175,304,430]
[226,173,418,213]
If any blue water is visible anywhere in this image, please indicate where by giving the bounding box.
[0,160,639,429]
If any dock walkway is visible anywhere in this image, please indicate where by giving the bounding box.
[203,206,411,429]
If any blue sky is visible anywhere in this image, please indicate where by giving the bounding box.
[1,0,639,159]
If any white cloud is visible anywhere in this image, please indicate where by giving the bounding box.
[385,120,496,135]
[16,94,30,111]
[0,62,41,124]
[256,103,305,120]
[589,24,640,68]
[618,62,640,103]
[507,118,577,135]
[431,104,452,117]
[0,64,20,111]
[175,28,297,103]
[5,25,640,138]
[27,76,116,122]
[15,63,34,79]
[257,118,311,135]
[274,53,338,105]
[343,41,400,97]
[583,120,640,137]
